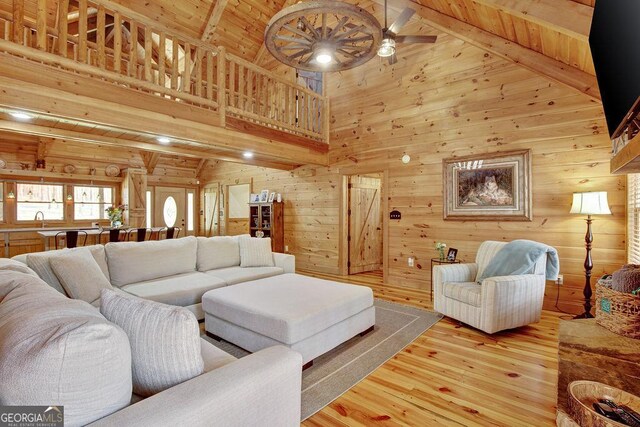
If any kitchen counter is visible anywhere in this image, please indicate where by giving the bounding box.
[1,226,100,257]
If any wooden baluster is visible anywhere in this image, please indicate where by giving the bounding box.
[113,12,121,73]
[228,60,235,107]
[206,51,213,100]
[144,26,152,82]
[128,21,137,77]
[255,74,262,116]
[195,48,202,97]
[57,0,69,56]
[171,37,178,91]
[158,32,166,87]
[97,5,106,69]
[323,97,330,143]
[285,85,291,125]
[78,0,87,63]
[247,69,253,113]
[12,0,23,44]
[36,0,46,50]
[182,43,191,93]
[216,47,226,127]
[238,64,245,110]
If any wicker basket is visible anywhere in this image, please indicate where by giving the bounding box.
[595,283,640,339]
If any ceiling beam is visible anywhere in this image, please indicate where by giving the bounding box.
[375,0,600,101]
[195,158,208,178]
[470,0,592,41]
[201,0,229,42]
[141,151,161,174]
[0,120,301,171]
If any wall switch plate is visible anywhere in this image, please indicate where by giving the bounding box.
[284,245,289,252]
[408,257,414,267]
[556,274,563,285]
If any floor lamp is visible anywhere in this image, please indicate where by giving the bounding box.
[570,191,612,319]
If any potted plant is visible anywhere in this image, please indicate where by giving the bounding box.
[105,205,125,228]
[435,242,447,261]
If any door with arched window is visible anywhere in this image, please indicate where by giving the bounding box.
[153,186,195,236]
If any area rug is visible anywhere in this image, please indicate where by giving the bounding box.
[201,298,443,421]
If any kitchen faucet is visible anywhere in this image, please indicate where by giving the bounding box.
[34,211,45,228]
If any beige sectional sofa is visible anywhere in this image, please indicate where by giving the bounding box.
[13,235,295,319]
[0,268,302,426]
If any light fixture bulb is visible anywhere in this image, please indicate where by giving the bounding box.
[243,151,254,159]
[157,136,171,144]
[377,38,396,58]
[402,154,411,164]
[314,43,335,65]
[9,111,34,120]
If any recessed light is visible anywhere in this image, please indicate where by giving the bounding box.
[243,152,254,159]
[157,137,171,144]
[401,154,411,164]
[9,111,33,120]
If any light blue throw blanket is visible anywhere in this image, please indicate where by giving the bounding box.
[477,240,560,283]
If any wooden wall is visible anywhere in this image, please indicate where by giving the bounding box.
[202,33,625,313]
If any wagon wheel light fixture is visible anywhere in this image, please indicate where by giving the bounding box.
[264,1,382,72]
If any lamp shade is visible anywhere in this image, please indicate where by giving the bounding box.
[570,191,612,215]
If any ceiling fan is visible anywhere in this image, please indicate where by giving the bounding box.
[377,0,437,65]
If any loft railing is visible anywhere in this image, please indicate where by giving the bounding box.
[0,0,328,143]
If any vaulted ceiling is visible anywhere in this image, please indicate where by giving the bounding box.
[96,0,596,99]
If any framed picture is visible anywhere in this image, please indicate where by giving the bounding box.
[447,248,458,261]
[250,193,260,203]
[259,189,269,203]
[268,192,276,203]
[443,150,532,221]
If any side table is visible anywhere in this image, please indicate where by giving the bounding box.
[430,258,461,301]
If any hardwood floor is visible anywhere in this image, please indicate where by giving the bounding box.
[300,270,564,427]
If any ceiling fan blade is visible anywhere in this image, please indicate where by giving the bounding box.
[388,53,397,65]
[395,35,438,44]
[387,8,415,35]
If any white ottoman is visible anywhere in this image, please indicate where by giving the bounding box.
[203,273,375,367]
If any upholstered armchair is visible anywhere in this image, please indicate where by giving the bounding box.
[433,241,546,334]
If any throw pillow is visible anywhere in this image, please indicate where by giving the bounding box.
[0,271,132,426]
[239,236,275,268]
[196,236,241,271]
[100,289,204,397]
[0,258,39,277]
[50,249,113,305]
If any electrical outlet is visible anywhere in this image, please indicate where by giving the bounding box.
[284,245,289,252]
[556,274,564,285]
[408,257,414,267]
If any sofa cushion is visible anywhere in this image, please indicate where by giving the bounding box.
[196,236,241,271]
[100,289,204,397]
[0,258,39,277]
[50,248,113,305]
[105,236,198,286]
[121,272,226,307]
[26,245,110,295]
[0,271,132,426]
[442,282,482,307]
[239,237,274,268]
[205,266,283,285]
[202,274,374,344]
[199,338,236,372]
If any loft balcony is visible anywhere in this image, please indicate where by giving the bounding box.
[0,0,329,168]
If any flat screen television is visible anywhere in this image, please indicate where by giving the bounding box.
[589,0,640,138]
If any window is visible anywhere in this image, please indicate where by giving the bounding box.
[0,184,3,222]
[146,190,152,227]
[16,183,64,221]
[163,196,177,227]
[629,174,640,263]
[74,186,114,220]
[187,191,194,232]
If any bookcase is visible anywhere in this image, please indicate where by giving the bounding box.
[249,202,284,252]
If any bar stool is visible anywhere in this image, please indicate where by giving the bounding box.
[99,228,124,244]
[160,227,180,239]
[54,230,88,249]
[127,228,150,242]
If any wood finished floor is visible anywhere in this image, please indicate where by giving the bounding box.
[299,269,564,427]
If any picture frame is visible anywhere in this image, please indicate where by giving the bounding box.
[268,192,276,203]
[443,150,532,221]
[259,189,269,203]
[447,248,458,262]
[250,193,260,203]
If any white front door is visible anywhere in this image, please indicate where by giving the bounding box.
[154,186,194,236]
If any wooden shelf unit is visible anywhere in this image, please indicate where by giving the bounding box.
[249,201,284,253]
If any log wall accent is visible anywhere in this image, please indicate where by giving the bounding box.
[202,35,625,313]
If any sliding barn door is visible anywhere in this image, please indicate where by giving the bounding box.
[348,175,383,274]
